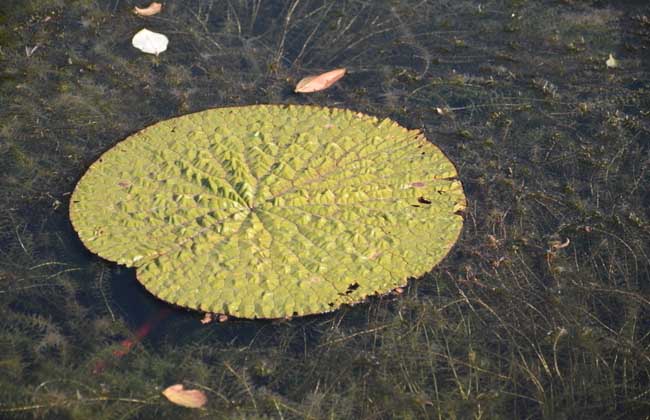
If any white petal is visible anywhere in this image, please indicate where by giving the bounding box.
[132,28,168,56]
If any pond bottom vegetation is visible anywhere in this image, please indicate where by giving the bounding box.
[1,0,649,418]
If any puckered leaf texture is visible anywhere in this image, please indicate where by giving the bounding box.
[70,105,466,318]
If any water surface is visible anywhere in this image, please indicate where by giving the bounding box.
[1,0,649,418]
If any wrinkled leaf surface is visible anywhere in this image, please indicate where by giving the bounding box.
[70,105,466,318]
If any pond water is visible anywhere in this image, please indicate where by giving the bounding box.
[1,0,649,418]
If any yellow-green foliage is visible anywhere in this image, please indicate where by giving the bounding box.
[70,105,466,318]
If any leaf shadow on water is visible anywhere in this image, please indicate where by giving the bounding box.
[0,0,649,418]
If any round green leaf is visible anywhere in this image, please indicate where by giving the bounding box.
[70,105,466,318]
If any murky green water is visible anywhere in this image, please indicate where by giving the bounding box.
[1,0,649,418]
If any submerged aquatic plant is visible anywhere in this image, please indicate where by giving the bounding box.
[69,105,466,319]
[1,0,649,418]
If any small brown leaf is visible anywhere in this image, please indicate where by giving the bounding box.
[133,2,163,17]
[200,313,214,324]
[294,68,346,93]
[162,384,207,408]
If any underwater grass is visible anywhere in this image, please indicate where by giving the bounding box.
[1,0,649,418]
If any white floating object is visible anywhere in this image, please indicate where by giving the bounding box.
[605,53,619,69]
[132,28,168,56]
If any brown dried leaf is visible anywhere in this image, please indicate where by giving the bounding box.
[294,68,346,93]
[200,313,214,324]
[133,2,163,17]
[162,384,207,408]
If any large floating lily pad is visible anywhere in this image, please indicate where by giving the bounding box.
[70,105,466,318]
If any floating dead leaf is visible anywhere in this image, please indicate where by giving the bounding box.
[162,384,207,408]
[549,238,570,251]
[200,313,214,324]
[435,107,451,116]
[294,68,346,93]
[606,54,619,69]
[132,28,168,56]
[134,2,162,17]
[25,44,40,57]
